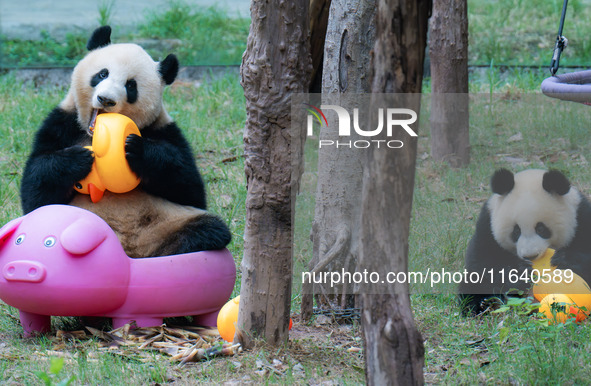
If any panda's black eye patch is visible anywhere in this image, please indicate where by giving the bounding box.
[535,222,552,239]
[125,79,138,104]
[90,68,109,87]
[511,224,521,243]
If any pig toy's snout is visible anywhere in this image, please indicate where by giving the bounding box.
[2,261,47,283]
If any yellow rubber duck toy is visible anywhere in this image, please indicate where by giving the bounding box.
[74,113,141,203]
[532,248,591,323]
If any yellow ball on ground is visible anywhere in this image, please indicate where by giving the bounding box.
[217,295,240,343]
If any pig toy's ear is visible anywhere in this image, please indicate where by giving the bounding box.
[61,218,107,255]
[0,217,23,244]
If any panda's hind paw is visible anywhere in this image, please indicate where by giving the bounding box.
[182,214,232,252]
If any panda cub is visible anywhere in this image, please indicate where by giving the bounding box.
[20,26,231,258]
[459,168,591,315]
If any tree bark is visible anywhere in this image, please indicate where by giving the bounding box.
[361,0,431,384]
[301,0,376,321]
[237,0,312,347]
[428,0,469,167]
[309,0,332,92]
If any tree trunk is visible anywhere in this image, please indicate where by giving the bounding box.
[237,0,312,347]
[428,0,469,167]
[309,0,332,92]
[361,0,431,384]
[301,0,376,321]
[321,0,376,94]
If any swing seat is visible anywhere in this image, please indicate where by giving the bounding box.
[541,70,591,104]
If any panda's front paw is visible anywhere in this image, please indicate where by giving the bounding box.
[125,134,144,176]
[63,146,94,181]
[551,249,569,269]
[551,249,590,281]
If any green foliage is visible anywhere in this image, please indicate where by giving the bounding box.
[137,2,249,65]
[416,293,591,384]
[1,32,87,67]
[492,296,538,316]
[6,0,591,68]
[491,297,587,382]
[33,357,75,386]
[469,0,591,66]
[1,3,249,67]
[97,0,117,27]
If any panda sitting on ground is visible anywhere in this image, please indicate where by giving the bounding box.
[20,26,231,258]
[459,168,591,315]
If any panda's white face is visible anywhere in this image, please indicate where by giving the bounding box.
[489,169,580,261]
[63,43,168,131]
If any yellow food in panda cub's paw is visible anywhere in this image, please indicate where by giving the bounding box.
[532,248,591,322]
[74,113,141,202]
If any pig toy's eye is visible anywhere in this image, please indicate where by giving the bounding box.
[15,234,25,245]
[43,236,56,248]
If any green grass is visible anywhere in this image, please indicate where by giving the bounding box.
[97,0,117,27]
[1,32,88,68]
[414,294,591,383]
[469,0,591,67]
[4,0,591,69]
[138,3,250,65]
[0,2,249,68]
[5,0,591,383]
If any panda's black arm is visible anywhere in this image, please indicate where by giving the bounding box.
[459,202,531,315]
[125,122,207,209]
[20,108,93,214]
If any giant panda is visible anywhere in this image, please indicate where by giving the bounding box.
[20,26,231,258]
[459,168,591,315]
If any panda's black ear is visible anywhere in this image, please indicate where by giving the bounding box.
[543,170,571,196]
[159,54,179,85]
[87,26,112,50]
[491,168,514,195]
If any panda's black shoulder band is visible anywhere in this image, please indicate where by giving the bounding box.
[543,169,571,196]
[87,26,112,51]
[491,168,514,195]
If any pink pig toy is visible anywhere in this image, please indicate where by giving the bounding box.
[0,205,236,336]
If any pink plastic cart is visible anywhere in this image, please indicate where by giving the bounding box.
[0,205,236,336]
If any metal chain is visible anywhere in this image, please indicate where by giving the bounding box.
[550,0,569,75]
[312,307,361,321]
